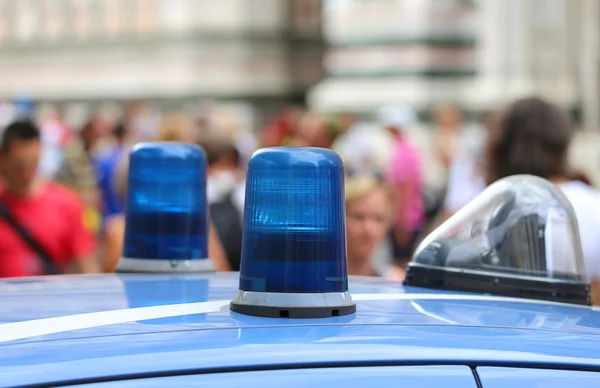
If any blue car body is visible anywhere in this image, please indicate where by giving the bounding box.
[1,272,600,387]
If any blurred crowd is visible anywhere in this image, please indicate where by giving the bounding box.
[1,96,600,283]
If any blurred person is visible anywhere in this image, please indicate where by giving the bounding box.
[12,95,34,121]
[54,115,110,236]
[259,106,304,147]
[337,112,357,133]
[425,104,468,225]
[81,114,112,155]
[438,122,488,224]
[94,121,131,226]
[332,122,394,172]
[0,120,99,277]
[232,128,257,174]
[295,112,323,147]
[432,104,464,174]
[192,100,222,143]
[193,102,229,142]
[345,166,403,279]
[484,96,600,279]
[323,114,350,147]
[101,149,230,273]
[378,105,426,268]
[37,106,71,180]
[296,112,345,149]
[193,102,255,167]
[157,111,196,143]
[124,101,161,143]
[199,134,245,271]
[215,105,258,170]
[201,135,245,217]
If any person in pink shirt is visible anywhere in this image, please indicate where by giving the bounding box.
[378,105,426,267]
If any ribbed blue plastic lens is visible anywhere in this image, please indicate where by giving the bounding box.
[239,147,348,293]
[123,142,208,260]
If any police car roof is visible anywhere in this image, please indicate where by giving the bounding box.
[1,272,600,387]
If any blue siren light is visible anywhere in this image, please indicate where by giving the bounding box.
[230,147,356,318]
[116,142,214,273]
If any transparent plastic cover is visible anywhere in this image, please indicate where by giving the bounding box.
[411,175,586,282]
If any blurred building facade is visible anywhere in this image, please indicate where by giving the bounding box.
[309,0,600,129]
[1,0,599,130]
[0,0,323,127]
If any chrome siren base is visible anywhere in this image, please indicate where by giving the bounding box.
[116,257,215,273]
[230,290,356,318]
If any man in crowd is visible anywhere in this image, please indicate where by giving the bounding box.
[0,120,99,277]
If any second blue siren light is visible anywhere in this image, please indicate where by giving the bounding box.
[230,147,356,319]
[116,142,214,273]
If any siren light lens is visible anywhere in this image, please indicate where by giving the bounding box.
[405,174,590,305]
[122,142,209,261]
[239,147,348,293]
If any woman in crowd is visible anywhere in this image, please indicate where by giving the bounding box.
[345,167,404,279]
[484,96,600,279]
